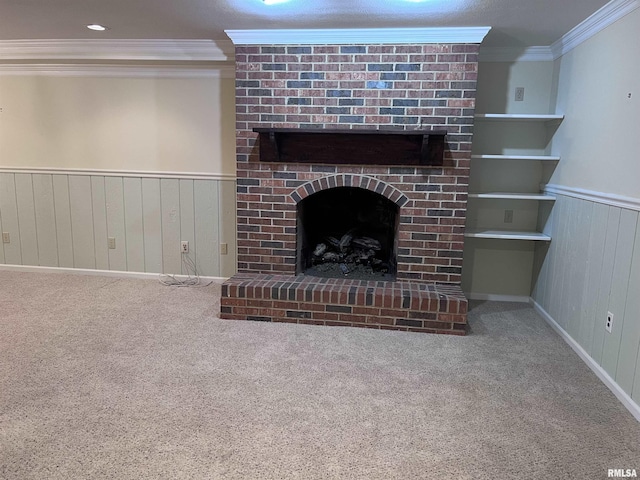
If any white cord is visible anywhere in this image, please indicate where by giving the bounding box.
[159,253,212,287]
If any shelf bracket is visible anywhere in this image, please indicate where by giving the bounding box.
[421,133,444,166]
[268,131,281,161]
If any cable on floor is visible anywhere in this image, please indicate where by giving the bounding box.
[159,253,213,287]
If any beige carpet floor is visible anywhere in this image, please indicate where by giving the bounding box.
[1,271,639,479]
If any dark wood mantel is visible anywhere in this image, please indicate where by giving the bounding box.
[254,128,447,166]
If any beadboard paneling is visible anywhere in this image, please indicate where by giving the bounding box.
[105,176,127,272]
[0,171,235,277]
[194,179,220,277]
[91,176,109,270]
[592,207,621,365]
[179,179,196,276]
[533,193,640,404]
[0,186,4,264]
[578,203,608,355]
[0,173,20,264]
[51,175,74,268]
[32,174,59,267]
[141,178,163,273]
[616,217,640,393]
[68,175,97,269]
[14,174,39,266]
[218,179,237,278]
[160,179,182,275]
[123,177,145,273]
[602,210,637,376]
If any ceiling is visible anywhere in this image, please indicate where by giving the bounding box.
[0,0,611,51]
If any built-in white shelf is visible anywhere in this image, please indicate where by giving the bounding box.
[464,229,552,241]
[468,192,556,201]
[471,154,561,161]
[466,113,562,244]
[474,114,564,122]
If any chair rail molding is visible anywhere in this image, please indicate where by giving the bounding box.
[543,184,640,212]
[0,167,236,181]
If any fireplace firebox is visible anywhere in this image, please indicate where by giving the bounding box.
[297,187,398,279]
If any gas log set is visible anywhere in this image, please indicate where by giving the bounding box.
[310,231,389,277]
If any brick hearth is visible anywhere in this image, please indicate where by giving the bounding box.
[221,42,479,334]
[222,274,468,335]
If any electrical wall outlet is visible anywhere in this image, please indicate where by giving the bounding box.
[107,237,116,249]
[220,243,228,255]
[2,232,9,244]
[181,241,189,254]
[515,87,525,101]
[504,209,514,224]
[606,312,614,333]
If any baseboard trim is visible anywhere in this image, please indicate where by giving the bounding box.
[466,293,531,303]
[531,298,640,422]
[0,264,228,284]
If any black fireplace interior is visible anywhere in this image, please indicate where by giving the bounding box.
[297,187,399,279]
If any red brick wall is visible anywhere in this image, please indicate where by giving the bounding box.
[234,43,478,284]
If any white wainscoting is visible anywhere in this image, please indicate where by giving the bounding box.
[0,170,237,277]
[532,189,640,413]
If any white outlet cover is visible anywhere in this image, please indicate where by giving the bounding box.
[606,311,614,333]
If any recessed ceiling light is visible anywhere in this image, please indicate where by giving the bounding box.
[87,24,108,31]
[262,0,291,5]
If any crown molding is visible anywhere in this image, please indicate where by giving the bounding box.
[0,39,231,62]
[225,27,491,45]
[479,46,554,62]
[479,0,639,63]
[550,0,639,59]
[0,63,235,78]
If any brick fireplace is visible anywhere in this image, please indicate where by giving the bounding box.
[221,39,479,334]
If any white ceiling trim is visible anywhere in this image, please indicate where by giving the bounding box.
[0,64,235,78]
[479,46,554,62]
[550,0,639,59]
[479,0,639,63]
[224,27,491,45]
[0,39,229,61]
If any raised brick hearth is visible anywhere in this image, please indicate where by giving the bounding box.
[221,41,478,334]
[222,274,468,335]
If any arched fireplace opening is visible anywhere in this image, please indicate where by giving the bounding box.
[297,187,399,280]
